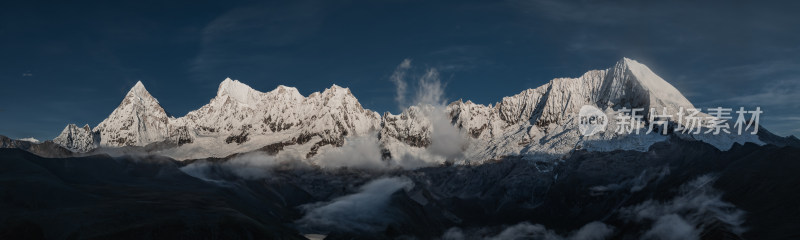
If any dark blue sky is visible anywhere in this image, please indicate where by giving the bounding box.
[1,0,798,140]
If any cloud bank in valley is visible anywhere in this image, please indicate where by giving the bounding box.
[313,134,387,170]
[442,221,614,240]
[295,177,414,233]
[620,174,746,240]
[179,151,304,180]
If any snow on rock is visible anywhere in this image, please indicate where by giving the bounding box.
[54,124,97,152]
[381,106,433,148]
[93,81,171,147]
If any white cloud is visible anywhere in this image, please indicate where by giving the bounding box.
[390,59,412,109]
[442,221,613,240]
[387,59,469,163]
[620,175,746,239]
[17,137,40,143]
[413,68,446,106]
[642,214,699,240]
[314,134,388,170]
[414,68,467,161]
[179,151,304,180]
[296,177,414,233]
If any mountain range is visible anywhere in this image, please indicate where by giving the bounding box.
[3,58,800,240]
[50,58,786,165]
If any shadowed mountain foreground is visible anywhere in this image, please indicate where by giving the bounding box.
[2,137,799,239]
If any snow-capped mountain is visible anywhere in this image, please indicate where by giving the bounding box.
[158,78,382,159]
[54,58,763,162]
[381,58,761,163]
[94,81,171,147]
[53,124,97,152]
[54,78,381,160]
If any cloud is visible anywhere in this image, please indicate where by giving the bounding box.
[387,147,445,170]
[413,68,447,106]
[629,167,671,192]
[642,214,698,240]
[178,160,215,180]
[442,221,613,240]
[220,151,287,179]
[390,59,412,109]
[427,105,466,160]
[16,137,40,143]
[179,151,303,180]
[490,222,558,240]
[569,222,616,240]
[314,134,388,170]
[414,69,466,161]
[441,227,466,240]
[620,175,747,239]
[313,132,452,171]
[296,177,414,233]
[386,59,468,163]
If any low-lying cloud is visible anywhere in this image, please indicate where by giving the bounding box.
[314,134,387,170]
[589,166,671,195]
[620,174,746,240]
[442,221,614,240]
[17,137,40,143]
[179,151,301,180]
[296,177,414,233]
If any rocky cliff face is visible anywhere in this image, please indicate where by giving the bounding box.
[53,58,765,162]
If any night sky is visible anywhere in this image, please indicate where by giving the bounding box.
[1,0,798,140]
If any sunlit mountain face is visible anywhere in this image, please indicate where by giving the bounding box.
[1,1,799,239]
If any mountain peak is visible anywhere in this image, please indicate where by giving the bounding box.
[217,78,262,104]
[323,84,353,96]
[126,81,154,100]
[620,57,634,63]
[266,85,304,101]
[92,81,170,147]
[53,123,97,152]
[610,57,694,112]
